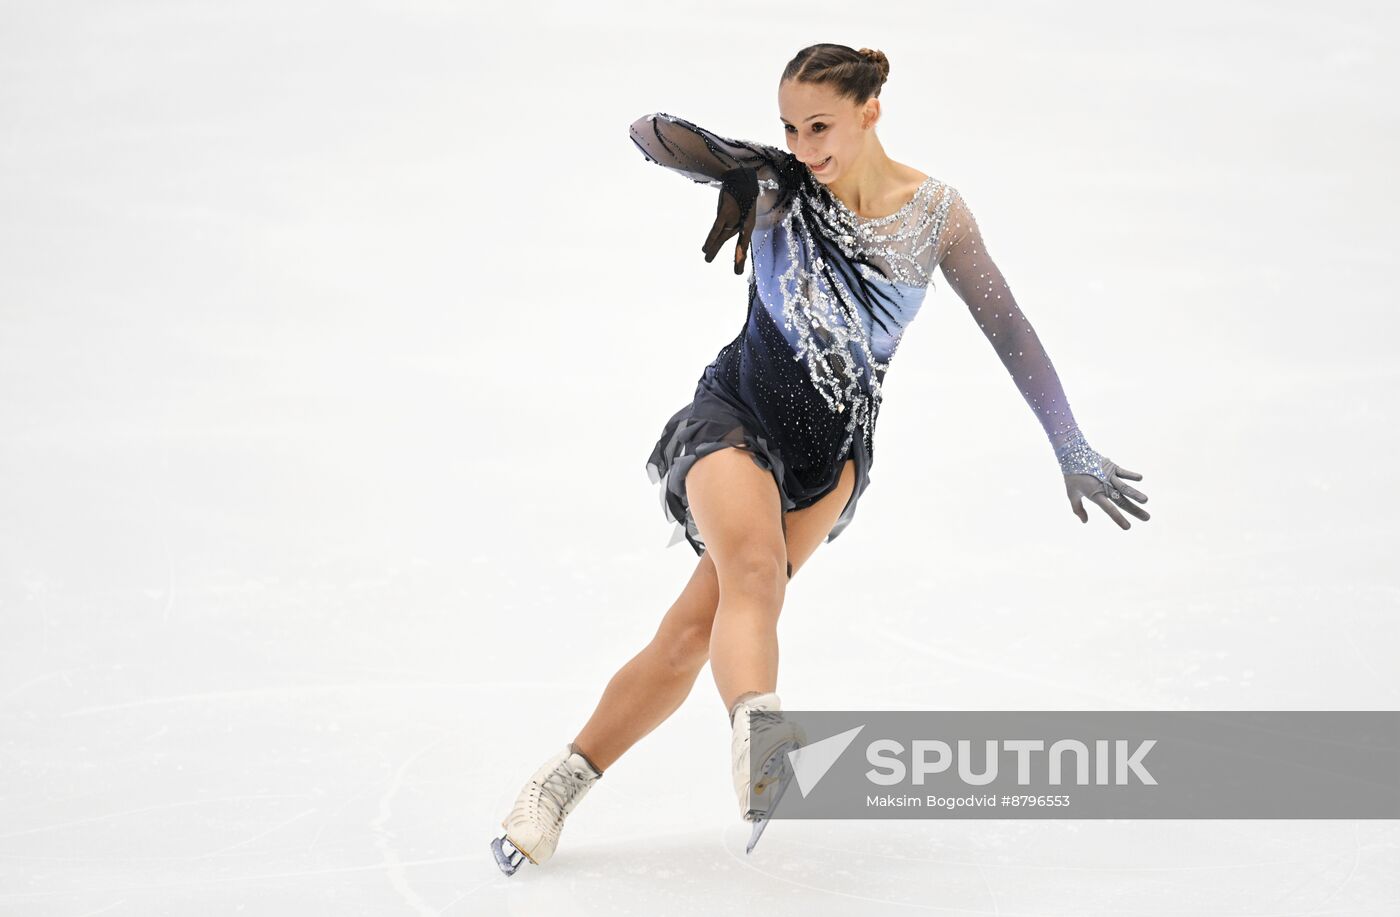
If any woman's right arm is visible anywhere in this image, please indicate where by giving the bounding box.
[627,112,790,222]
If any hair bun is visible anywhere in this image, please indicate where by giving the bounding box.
[781,43,893,100]
[857,47,890,82]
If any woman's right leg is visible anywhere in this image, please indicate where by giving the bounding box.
[569,550,722,773]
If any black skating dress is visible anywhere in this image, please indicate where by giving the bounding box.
[629,113,1105,568]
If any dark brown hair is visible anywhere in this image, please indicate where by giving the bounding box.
[781,44,890,102]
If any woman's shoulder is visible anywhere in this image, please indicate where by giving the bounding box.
[899,171,963,224]
[893,165,960,205]
[915,174,968,217]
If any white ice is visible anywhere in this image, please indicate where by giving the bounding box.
[2,1,1398,915]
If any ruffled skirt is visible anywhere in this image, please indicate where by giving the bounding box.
[645,282,874,559]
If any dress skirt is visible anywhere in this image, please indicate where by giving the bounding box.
[646,281,874,561]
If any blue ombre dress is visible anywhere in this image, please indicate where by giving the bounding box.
[630,113,1103,569]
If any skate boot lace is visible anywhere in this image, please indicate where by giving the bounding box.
[750,708,786,728]
[535,764,592,831]
[742,707,792,745]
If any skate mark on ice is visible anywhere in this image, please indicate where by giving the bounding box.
[370,730,449,914]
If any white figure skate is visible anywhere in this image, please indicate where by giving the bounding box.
[490,744,603,876]
[730,692,806,853]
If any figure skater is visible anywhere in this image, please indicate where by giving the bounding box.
[491,42,1150,874]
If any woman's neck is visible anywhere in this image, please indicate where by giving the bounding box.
[825,144,916,218]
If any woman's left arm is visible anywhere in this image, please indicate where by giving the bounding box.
[936,187,1150,528]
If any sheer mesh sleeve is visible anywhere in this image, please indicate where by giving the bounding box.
[628,112,790,227]
[936,188,1103,475]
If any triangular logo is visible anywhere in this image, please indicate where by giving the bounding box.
[788,725,864,797]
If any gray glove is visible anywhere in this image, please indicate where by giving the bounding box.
[1055,430,1149,529]
[702,166,759,275]
[1064,459,1148,529]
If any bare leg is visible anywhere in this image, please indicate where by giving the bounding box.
[684,447,790,713]
[570,552,720,773]
[568,456,856,772]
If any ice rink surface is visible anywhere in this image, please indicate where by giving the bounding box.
[2,1,1398,914]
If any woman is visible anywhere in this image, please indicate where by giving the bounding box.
[491,43,1149,874]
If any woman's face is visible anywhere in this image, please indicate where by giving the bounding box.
[777,79,877,185]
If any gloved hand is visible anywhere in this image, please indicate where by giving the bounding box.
[1065,458,1149,529]
[702,166,759,275]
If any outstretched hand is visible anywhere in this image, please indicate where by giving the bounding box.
[1065,459,1149,529]
[703,166,759,275]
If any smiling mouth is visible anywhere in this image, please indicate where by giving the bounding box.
[810,156,831,169]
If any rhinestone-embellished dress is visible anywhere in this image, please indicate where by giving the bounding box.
[630,112,1104,563]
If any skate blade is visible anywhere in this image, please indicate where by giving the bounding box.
[490,833,537,876]
[744,741,799,854]
[498,818,540,863]
[745,772,793,854]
